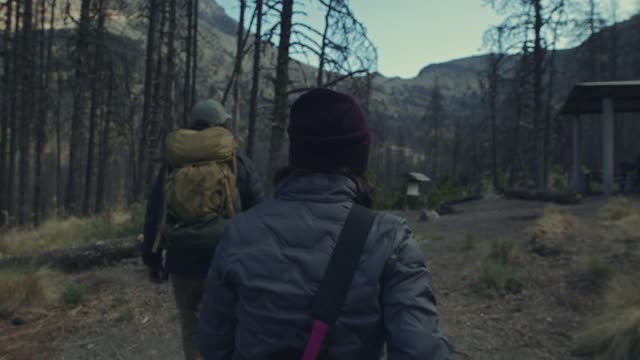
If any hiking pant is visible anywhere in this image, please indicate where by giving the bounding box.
[172,275,206,360]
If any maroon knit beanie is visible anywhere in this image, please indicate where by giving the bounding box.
[288,88,371,174]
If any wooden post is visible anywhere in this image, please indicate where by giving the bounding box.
[602,97,614,195]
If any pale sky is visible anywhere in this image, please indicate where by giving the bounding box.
[217,0,640,79]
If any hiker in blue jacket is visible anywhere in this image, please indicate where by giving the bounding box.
[142,99,264,360]
[197,89,453,359]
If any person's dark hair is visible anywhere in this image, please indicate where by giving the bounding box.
[274,166,375,208]
[191,120,212,131]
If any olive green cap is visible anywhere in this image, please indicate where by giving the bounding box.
[190,99,231,129]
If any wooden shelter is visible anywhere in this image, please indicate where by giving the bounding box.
[561,81,640,195]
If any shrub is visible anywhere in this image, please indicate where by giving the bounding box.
[478,238,523,294]
[61,283,87,307]
[426,176,466,208]
[527,206,578,255]
[479,261,523,294]
[573,275,640,360]
[0,267,52,314]
[599,197,635,222]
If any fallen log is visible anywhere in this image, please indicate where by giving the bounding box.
[440,195,483,207]
[0,237,142,272]
[503,189,582,205]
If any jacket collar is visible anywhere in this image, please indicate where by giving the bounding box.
[275,173,358,203]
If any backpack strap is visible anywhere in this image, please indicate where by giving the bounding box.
[302,204,376,360]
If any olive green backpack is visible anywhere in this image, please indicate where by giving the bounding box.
[153,127,239,253]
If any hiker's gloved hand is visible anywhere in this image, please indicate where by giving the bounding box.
[149,266,168,284]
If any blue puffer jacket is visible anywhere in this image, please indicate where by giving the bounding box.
[198,173,453,360]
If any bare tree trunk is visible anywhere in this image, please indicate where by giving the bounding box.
[247,0,263,159]
[7,1,22,222]
[316,0,333,86]
[182,0,193,127]
[18,0,36,225]
[191,0,198,104]
[137,0,160,201]
[146,0,167,189]
[0,0,14,222]
[268,0,293,182]
[55,69,62,216]
[66,0,92,215]
[232,0,246,138]
[533,0,546,190]
[83,0,107,215]
[488,53,500,190]
[164,0,177,133]
[34,0,55,225]
[95,62,114,213]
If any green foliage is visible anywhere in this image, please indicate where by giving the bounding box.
[549,167,570,192]
[61,284,87,307]
[373,186,405,210]
[427,176,466,208]
[480,261,523,294]
[478,238,523,294]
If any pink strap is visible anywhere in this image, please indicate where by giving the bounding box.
[302,320,329,360]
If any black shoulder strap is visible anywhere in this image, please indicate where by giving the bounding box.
[311,204,376,325]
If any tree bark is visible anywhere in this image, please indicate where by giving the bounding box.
[137,0,160,201]
[533,0,546,190]
[33,0,56,225]
[232,0,246,138]
[0,0,13,224]
[55,69,62,216]
[83,0,107,216]
[164,0,177,133]
[191,0,198,104]
[7,1,22,223]
[316,0,333,86]
[146,0,167,189]
[18,0,36,225]
[247,0,263,160]
[66,0,92,215]
[268,0,293,183]
[182,0,193,128]
[95,62,114,214]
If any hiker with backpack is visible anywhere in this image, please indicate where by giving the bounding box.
[142,99,264,360]
[197,89,453,359]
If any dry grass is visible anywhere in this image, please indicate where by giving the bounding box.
[0,206,144,256]
[527,206,579,254]
[573,275,640,359]
[478,238,524,294]
[599,197,636,222]
[598,198,640,243]
[0,267,56,315]
[576,255,613,289]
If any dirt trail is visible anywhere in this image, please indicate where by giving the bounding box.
[3,196,637,360]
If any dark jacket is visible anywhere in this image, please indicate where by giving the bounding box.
[142,153,264,278]
[197,173,453,360]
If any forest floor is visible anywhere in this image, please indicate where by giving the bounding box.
[1,196,639,360]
